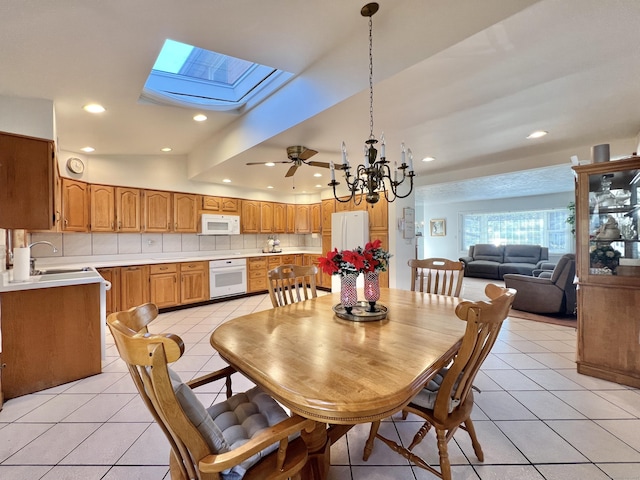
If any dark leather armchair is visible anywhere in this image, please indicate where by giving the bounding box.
[503,254,576,315]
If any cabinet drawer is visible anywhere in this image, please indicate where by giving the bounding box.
[267,257,281,268]
[281,255,295,264]
[249,269,265,279]
[181,261,206,272]
[149,263,178,274]
[249,277,267,291]
[248,258,267,270]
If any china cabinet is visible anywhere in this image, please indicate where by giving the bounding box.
[573,156,640,388]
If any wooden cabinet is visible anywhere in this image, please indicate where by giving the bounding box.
[90,184,115,232]
[335,198,352,213]
[321,199,335,233]
[115,187,141,232]
[286,204,296,233]
[0,131,56,230]
[143,190,172,232]
[260,202,274,233]
[304,254,323,287]
[273,203,287,233]
[247,257,267,292]
[241,200,260,233]
[311,203,321,233]
[149,263,179,308]
[62,178,90,232]
[180,261,209,304]
[573,156,640,388]
[202,196,239,213]
[97,267,120,317]
[119,265,150,310]
[173,193,199,233]
[367,195,388,232]
[295,205,311,233]
[321,234,332,287]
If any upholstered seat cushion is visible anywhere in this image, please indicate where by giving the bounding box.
[410,368,460,413]
[168,368,291,479]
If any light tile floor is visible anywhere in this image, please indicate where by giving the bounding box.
[1,279,639,479]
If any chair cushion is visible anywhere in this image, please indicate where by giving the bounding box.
[472,244,504,262]
[168,368,291,479]
[410,368,460,413]
[503,244,542,264]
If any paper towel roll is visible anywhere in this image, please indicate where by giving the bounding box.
[12,247,30,282]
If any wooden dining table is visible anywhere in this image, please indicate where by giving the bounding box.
[210,287,467,479]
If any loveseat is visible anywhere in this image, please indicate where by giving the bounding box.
[459,244,549,279]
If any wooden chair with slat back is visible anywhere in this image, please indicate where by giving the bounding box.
[107,303,314,480]
[363,284,516,480]
[267,264,318,308]
[409,258,465,297]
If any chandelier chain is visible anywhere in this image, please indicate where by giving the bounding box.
[368,14,374,140]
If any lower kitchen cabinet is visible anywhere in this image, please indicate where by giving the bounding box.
[180,261,209,305]
[248,257,267,293]
[120,265,150,311]
[97,267,120,317]
[149,263,179,308]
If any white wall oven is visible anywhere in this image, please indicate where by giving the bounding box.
[209,258,246,299]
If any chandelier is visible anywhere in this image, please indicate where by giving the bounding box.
[329,2,415,205]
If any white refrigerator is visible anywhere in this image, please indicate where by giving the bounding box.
[331,210,369,292]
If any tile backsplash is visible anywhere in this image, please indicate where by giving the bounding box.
[28,232,320,258]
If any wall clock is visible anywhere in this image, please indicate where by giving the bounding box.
[66,157,85,174]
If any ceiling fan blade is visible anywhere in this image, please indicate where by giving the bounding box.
[298,148,318,160]
[307,161,345,170]
[246,161,291,165]
[285,164,299,177]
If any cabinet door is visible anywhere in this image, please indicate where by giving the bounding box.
[335,198,352,213]
[97,267,120,316]
[180,262,208,304]
[119,265,150,310]
[144,190,172,232]
[286,204,296,233]
[273,203,287,233]
[367,195,388,232]
[321,199,335,233]
[202,195,222,211]
[220,197,240,213]
[304,254,323,287]
[0,132,55,230]
[241,200,260,233]
[321,234,332,287]
[62,178,90,232]
[247,257,267,292]
[116,187,141,232]
[260,202,274,233]
[311,203,321,233]
[173,193,198,233]
[296,205,311,233]
[150,263,179,308]
[90,184,115,232]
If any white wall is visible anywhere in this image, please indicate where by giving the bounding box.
[0,95,55,140]
[418,191,574,262]
[387,193,415,290]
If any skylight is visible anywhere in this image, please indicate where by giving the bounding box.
[141,39,293,112]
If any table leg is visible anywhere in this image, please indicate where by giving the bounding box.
[300,421,330,480]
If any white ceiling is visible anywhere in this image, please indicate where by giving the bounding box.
[1,0,639,198]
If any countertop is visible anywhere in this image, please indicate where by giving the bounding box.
[0,267,104,293]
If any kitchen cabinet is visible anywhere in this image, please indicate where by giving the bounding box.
[62,178,90,232]
[273,203,287,233]
[173,193,199,233]
[202,196,240,213]
[149,263,179,308]
[367,195,388,232]
[143,189,172,232]
[116,187,141,232]
[573,156,640,388]
[304,254,323,287]
[0,131,56,230]
[0,282,101,400]
[260,202,274,233]
[97,267,120,317]
[247,257,267,292]
[321,199,335,233]
[241,200,260,233]
[295,205,311,233]
[321,234,332,287]
[286,204,296,233]
[119,265,150,310]
[311,203,321,233]
[90,184,115,232]
[180,261,209,304]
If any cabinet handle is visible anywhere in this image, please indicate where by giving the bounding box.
[160,266,168,270]
[64,218,68,226]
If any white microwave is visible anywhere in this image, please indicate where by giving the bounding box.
[200,214,241,235]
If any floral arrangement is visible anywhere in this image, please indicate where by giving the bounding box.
[318,239,391,276]
[590,244,621,270]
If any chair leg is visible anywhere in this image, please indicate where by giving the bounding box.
[464,418,484,462]
[363,421,380,461]
[407,421,432,451]
[435,428,452,480]
[401,409,408,420]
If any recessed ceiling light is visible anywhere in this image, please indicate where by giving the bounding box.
[193,114,208,122]
[222,178,231,183]
[527,130,548,139]
[313,173,322,177]
[83,104,105,113]
[267,185,274,189]
[161,147,172,152]
[315,184,322,188]
[265,162,275,167]
[422,156,435,162]
[81,146,95,153]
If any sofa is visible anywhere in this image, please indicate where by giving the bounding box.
[459,244,549,279]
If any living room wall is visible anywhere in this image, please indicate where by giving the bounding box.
[417,191,574,263]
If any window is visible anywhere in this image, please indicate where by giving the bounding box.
[461,208,572,254]
[141,39,293,111]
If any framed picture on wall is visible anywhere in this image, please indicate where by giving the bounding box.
[430,218,446,237]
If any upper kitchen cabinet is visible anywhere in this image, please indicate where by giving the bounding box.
[202,196,240,214]
[273,203,287,233]
[143,189,172,232]
[321,199,335,233]
[260,202,274,233]
[90,184,115,232]
[286,204,296,233]
[115,187,141,232]
[173,193,199,233]
[241,200,260,233]
[295,204,311,233]
[0,131,56,230]
[367,195,388,232]
[311,203,321,233]
[62,178,90,232]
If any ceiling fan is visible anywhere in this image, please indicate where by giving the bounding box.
[246,146,342,178]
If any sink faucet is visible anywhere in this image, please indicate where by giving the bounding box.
[28,241,58,275]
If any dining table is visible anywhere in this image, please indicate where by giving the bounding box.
[210,287,467,480]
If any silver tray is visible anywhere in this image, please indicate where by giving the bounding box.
[332,301,388,322]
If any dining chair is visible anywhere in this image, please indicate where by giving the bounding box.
[267,264,318,308]
[107,303,314,480]
[362,284,516,480]
[409,258,465,297]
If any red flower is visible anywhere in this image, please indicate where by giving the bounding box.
[318,249,340,275]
